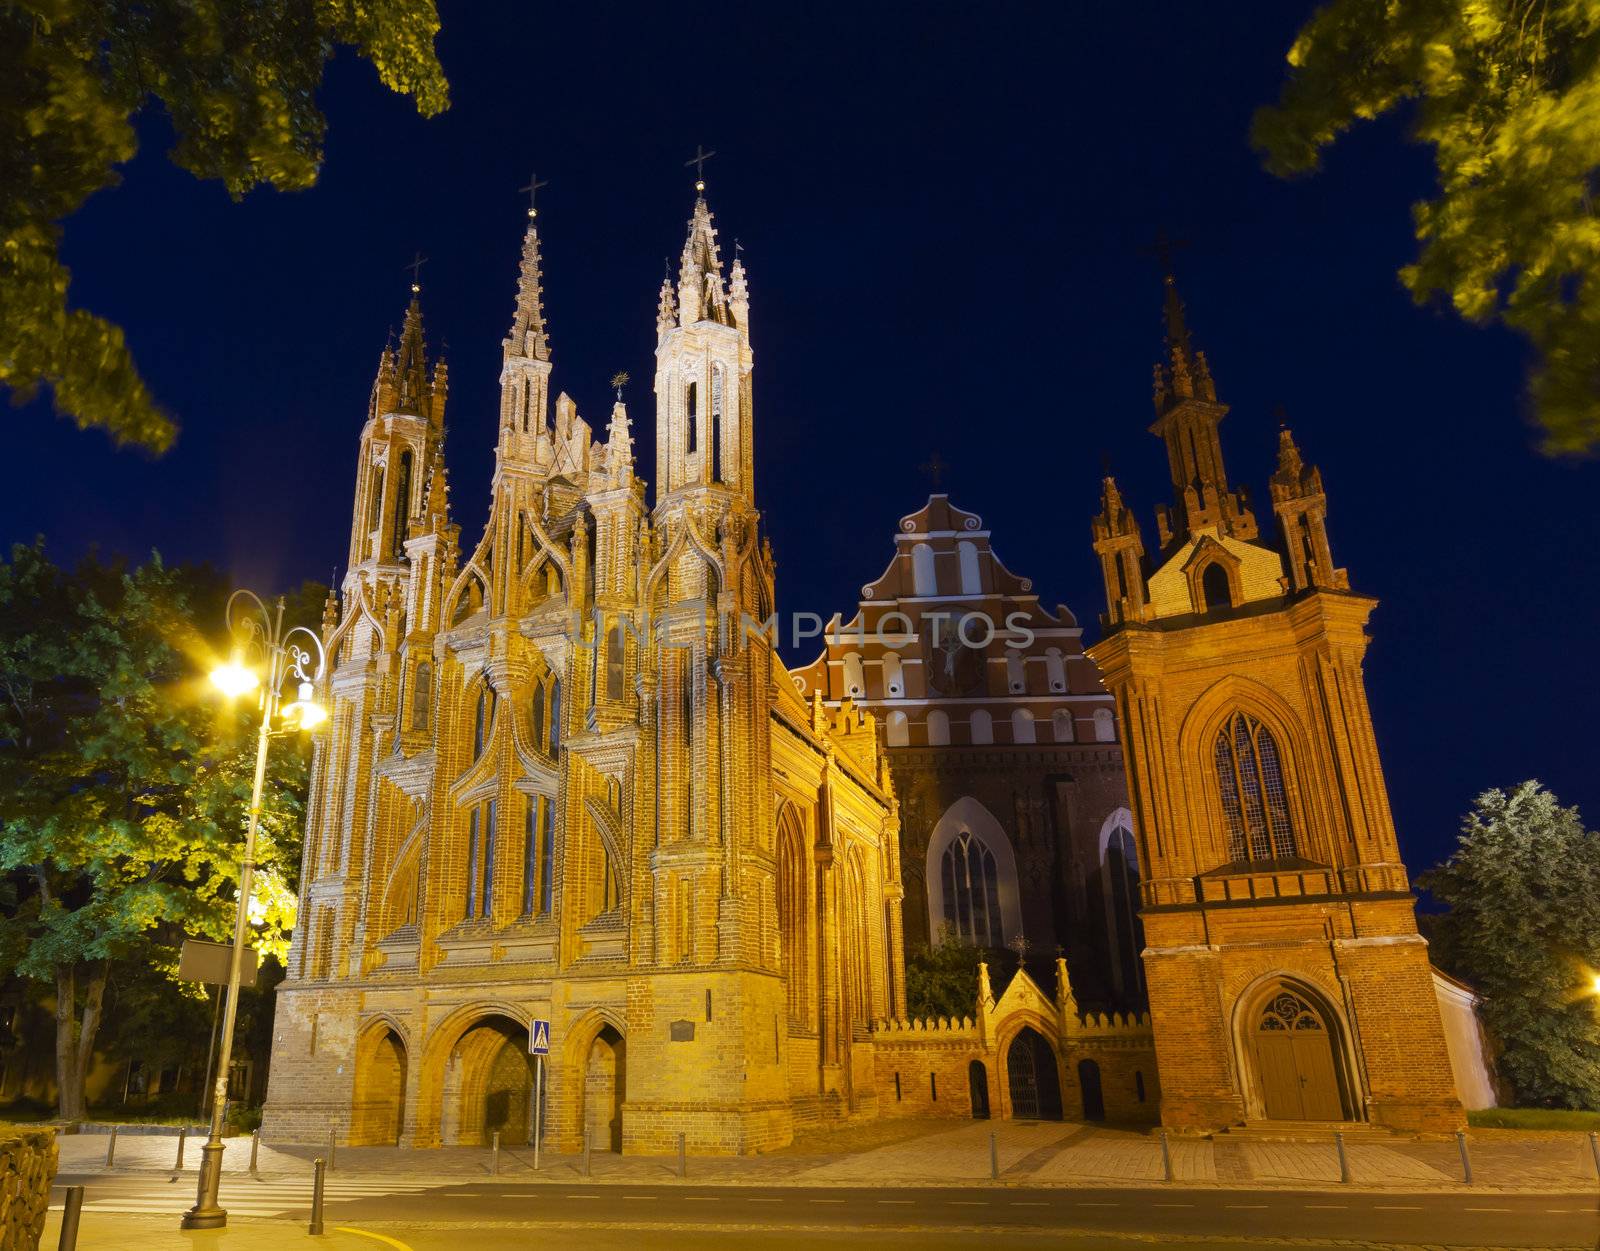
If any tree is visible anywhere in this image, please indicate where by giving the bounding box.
[0,541,308,1118]
[905,932,988,1020]
[1254,1,1600,452]
[1,0,449,451]
[1419,780,1600,1109]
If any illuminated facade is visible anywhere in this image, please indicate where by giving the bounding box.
[1086,274,1464,1133]
[263,190,907,1154]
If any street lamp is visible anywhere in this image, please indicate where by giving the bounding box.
[183,589,327,1230]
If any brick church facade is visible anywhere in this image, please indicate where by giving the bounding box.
[263,186,1464,1151]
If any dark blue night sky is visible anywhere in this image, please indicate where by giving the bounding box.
[8,1,1596,875]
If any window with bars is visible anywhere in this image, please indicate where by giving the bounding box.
[472,685,494,761]
[1214,712,1297,862]
[940,831,1003,947]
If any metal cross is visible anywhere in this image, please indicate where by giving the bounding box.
[685,144,717,188]
[919,452,947,488]
[404,251,428,293]
[518,171,549,219]
[1139,229,1190,274]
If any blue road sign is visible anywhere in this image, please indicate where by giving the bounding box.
[529,1019,551,1056]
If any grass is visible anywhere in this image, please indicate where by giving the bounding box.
[1469,1107,1600,1132]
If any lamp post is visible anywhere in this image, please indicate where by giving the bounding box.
[182,590,326,1230]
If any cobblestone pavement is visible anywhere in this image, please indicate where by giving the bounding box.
[52,1119,1600,1194]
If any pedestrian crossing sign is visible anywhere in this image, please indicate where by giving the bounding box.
[529,1019,551,1056]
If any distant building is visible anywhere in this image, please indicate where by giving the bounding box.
[792,497,1141,1008]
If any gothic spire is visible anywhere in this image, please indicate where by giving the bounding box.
[677,193,732,327]
[507,214,550,362]
[396,293,430,411]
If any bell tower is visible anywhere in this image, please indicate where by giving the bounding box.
[1087,270,1463,1135]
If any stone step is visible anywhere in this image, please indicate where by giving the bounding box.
[1217,1120,1398,1142]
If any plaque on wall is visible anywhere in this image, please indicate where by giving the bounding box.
[670,1019,696,1042]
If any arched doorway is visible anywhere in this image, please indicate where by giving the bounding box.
[1005,1027,1063,1120]
[968,1060,990,1119]
[1077,1059,1105,1121]
[583,1025,626,1153]
[1248,986,1347,1121]
[351,1025,407,1145]
[442,1014,536,1146]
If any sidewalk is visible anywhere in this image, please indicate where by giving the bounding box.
[54,1119,1600,1194]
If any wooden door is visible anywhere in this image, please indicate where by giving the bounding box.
[1254,991,1344,1121]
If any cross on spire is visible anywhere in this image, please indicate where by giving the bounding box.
[685,144,716,192]
[1139,228,1191,276]
[919,452,948,489]
[518,171,549,219]
[404,251,428,294]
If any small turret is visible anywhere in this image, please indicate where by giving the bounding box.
[1270,424,1349,593]
[1091,475,1148,627]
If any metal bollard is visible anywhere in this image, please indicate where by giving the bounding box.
[1589,1131,1600,1181]
[105,1126,117,1169]
[492,1130,500,1176]
[677,1132,686,1179]
[174,1126,187,1172]
[250,1128,260,1174]
[1160,1128,1174,1183]
[309,1157,326,1236]
[56,1184,84,1251]
[583,1129,592,1178]
[327,1127,337,1173]
[990,1130,999,1180]
[1335,1131,1350,1184]
[1456,1130,1473,1185]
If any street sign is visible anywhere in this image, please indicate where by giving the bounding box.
[529,1019,551,1056]
[177,938,259,989]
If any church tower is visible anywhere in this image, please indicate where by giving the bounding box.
[1087,272,1462,1133]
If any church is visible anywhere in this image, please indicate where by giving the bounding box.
[263,181,1469,1153]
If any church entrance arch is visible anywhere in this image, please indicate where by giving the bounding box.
[1244,983,1350,1122]
[1004,1027,1063,1121]
[968,1060,990,1119]
[351,1023,407,1145]
[582,1024,627,1153]
[441,1013,536,1146]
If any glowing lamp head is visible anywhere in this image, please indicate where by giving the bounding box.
[210,653,260,698]
[1592,973,1600,997]
[282,681,328,731]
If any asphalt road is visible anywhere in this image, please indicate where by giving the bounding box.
[56,1172,1600,1249]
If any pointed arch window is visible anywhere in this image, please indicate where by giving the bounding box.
[940,831,1003,948]
[686,381,698,455]
[606,621,626,700]
[710,365,724,483]
[548,677,561,753]
[1214,711,1297,861]
[411,661,432,731]
[472,684,494,761]
[391,449,413,559]
[530,681,546,753]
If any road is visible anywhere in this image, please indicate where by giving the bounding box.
[53,1171,1600,1249]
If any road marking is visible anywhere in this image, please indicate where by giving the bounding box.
[564,1193,601,1199]
[682,1196,720,1202]
[335,1230,414,1251]
[1304,1205,1347,1209]
[746,1198,782,1203]
[1079,1202,1118,1207]
[947,1200,988,1206]
[1226,1204,1268,1209]
[1153,1203,1193,1207]
[621,1195,655,1201]
[1465,1207,1511,1212]
[1375,1205,1422,1211]
[1009,1201,1048,1207]
[808,1198,845,1204]
[877,1199,915,1205]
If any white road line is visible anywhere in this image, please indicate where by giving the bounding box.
[877,1199,915,1205]
[808,1198,845,1204]
[1304,1205,1346,1209]
[564,1193,601,1199]
[746,1198,782,1203]
[1009,1201,1048,1207]
[1079,1202,1118,1207]
[1153,1203,1193,1207]
[621,1195,655,1201]
[947,1201,988,1206]
[1375,1205,1422,1211]
[1226,1204,1268,1209]
[682,1196,720,1202]
[1465,1207,1511,1212]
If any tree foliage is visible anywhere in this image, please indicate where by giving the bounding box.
[0,541,310,1117]
[1,0,449,451]
[1255,1,1600,451]
[905,932,988,1020]
[1420,780,1600,1109]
